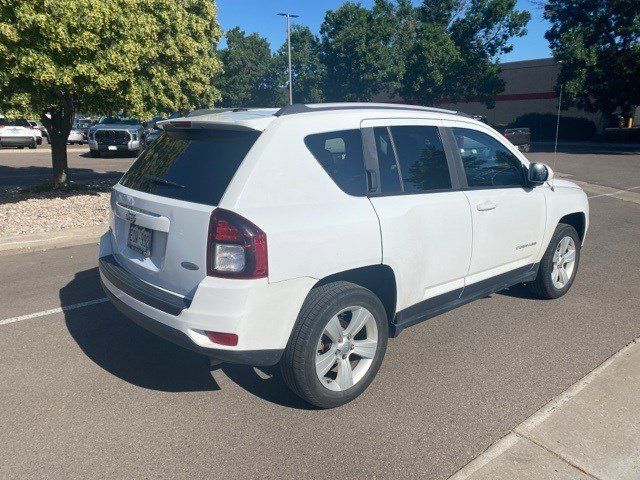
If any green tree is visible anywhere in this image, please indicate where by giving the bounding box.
[544,0,640,126]
[216,27,283,108]
[0,0,222,188]
[320,0,402,101]
[274,25,326,104]
[399,0,530,106]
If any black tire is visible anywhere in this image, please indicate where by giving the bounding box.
[28,143,36,149]
[280,281,388,409]
[527,223,581,299]
[89,149,100,158]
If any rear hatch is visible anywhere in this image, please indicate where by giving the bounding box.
[110,126,261,298]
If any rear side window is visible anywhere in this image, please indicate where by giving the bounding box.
[121,129,260,206]
[304,129,367,196]
[389,126,451,193]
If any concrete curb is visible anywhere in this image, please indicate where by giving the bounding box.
[448,338,640,479]
[0,224,107,255]
[0,147,87,155]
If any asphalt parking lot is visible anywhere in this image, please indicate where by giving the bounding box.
[1,143,639,479]
[0,145,132,188]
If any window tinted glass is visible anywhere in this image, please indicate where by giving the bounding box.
[373,127,402,193]
[121,129,260,206]
[305,130,367,196]
[453,128,525,188]
[389,126,451,192]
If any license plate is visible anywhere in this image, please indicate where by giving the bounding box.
[127,224,152,256]
[108,145,117,151]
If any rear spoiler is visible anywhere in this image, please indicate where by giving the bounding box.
[157,111,274,133]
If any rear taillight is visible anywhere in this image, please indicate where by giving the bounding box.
[206,209,268,279]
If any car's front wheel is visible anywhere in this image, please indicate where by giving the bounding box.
[280,281,388,408]
[527,223,581,299]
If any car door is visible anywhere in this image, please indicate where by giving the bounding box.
[446,124,546,285]
[361,118,473,322]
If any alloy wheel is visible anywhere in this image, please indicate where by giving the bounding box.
[551,236,576,289]
[315,306,378,392]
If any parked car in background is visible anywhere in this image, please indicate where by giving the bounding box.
[74,117,94,140]
[28,119,47,143]
[11,118,42,145]
[0,120,37,149]
[142,116,165,146]
[67,124,85,145]
[87,117,144,157]
[495,126,531,152]
[99,103,589,408]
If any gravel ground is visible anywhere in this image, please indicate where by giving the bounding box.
[0,185,111,238]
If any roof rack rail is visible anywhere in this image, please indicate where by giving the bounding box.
[273,103,473,118]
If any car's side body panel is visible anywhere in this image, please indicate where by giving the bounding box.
[221,114,383,285]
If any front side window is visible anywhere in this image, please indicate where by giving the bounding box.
[304,129,367,196]
[389,126,451,193]
[453,128,525,188]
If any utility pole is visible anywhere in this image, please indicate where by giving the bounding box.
[553,60,564,187]
[277,12,299,105]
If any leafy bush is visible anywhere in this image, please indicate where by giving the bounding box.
[509,113,597,141]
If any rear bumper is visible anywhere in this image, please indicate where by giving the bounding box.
[98,231,314,366]
[0,136,35,147]
[101,277,283,365]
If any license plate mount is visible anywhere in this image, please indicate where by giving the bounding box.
[127,224,153,257]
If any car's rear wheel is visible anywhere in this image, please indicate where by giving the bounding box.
[89,149,100,158]
[527,223,581,299]
[280,281,388,408]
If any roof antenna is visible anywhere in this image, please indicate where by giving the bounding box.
[552,61,564,189]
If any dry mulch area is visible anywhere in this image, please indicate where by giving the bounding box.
[0,181,113,238]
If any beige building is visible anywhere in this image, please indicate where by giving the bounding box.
[434,57,600,126]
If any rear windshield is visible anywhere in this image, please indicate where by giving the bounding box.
[120,129,260,206]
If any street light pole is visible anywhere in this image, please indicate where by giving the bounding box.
[277,12,299,105]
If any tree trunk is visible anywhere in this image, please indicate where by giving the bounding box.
[596,111,610,135]
[40,94,75,189]
[50,131,69,188]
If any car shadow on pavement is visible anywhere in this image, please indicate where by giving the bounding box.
[61,267,314,408]
[62,267,220,393]
[219,364,316,410]
[497,283,541,300]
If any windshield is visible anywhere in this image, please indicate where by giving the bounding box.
[120,129,260,206]
[2,120,30,127]
[99,116,140,125]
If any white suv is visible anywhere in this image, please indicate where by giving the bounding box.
[99,103,589,408]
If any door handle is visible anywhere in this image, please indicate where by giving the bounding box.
[476,200,497,211]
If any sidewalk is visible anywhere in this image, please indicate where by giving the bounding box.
[449,339,640,480]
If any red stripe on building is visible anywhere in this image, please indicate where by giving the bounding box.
[493,92,557,101]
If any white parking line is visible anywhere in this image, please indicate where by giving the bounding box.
[0,297,108,326]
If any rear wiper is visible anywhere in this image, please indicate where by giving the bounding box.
[143,174,185,189]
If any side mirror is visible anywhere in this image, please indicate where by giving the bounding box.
[528,162,553,185]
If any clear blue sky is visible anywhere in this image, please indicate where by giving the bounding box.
[216,0,551,62]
